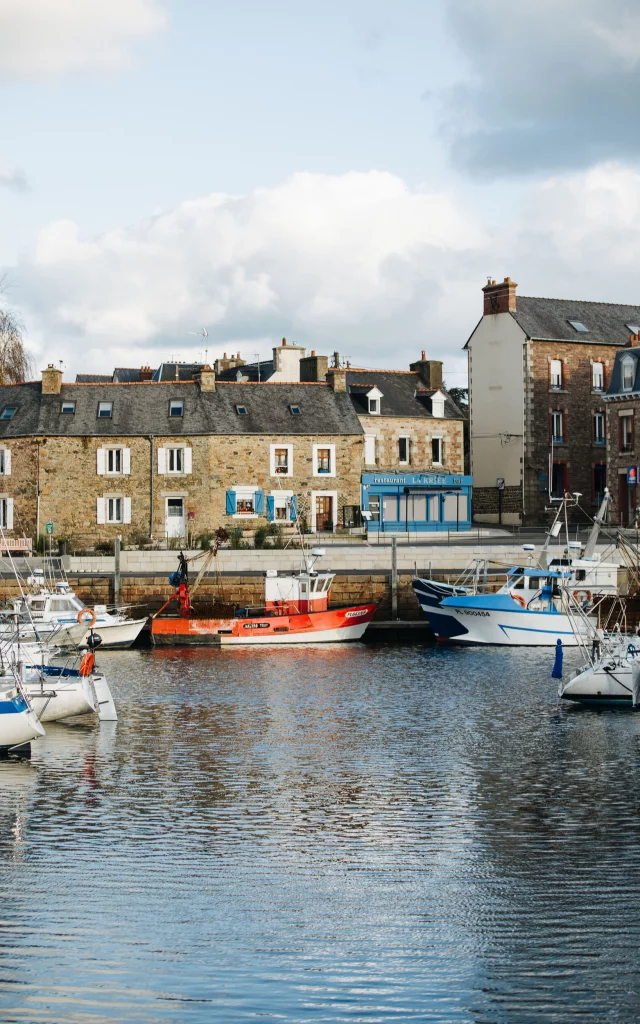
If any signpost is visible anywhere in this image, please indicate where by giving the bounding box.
[45,522,54,535]
[496,478,505,527]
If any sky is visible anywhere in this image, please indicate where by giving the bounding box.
[3,0,640,384]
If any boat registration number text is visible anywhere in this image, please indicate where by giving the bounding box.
[243,622,270,629]
[456,609,490,617]
[345,609,368,619]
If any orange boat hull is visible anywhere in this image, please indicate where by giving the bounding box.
[151,603,378,646]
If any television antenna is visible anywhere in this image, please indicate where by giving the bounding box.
[188,327,209,365]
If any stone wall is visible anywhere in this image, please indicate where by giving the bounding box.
[524,340,614,522]
[357,414,464,473]
[16,432,364,547]
[606,396,640,524]
[472,484,522,524]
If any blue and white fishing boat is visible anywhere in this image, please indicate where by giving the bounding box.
[413,492,618,646]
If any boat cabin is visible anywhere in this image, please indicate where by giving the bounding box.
[264,570,334,614]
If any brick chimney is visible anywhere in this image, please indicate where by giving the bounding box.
[482,276,517,315]
[629,334,640,347]
[409,352,443,390]
[139,365,153,381]
[214,352,246,373]
[198,366,216,391]
[41,364,63,395]
[327,368,347,392]
[300,350,329,382]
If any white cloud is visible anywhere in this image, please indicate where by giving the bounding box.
[0,0,167,79]
[15,164,640,381]
[0,158,28,191]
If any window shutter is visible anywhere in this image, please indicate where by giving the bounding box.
[6,498,13,530]
[255,490,265,515]
[266,495,275,522]
[364,435,376,465]
[96,497,106,524]
[3,450,11,477]
[184,447,193,474]
[289,495,297,522]
[122,448,131,475]
[96,448,106,475]
[123,496,132,524]
[225,490,236,515]
[157,447,166,474]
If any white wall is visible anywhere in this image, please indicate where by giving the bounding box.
[468,313,526,489]
[270,344,306,381]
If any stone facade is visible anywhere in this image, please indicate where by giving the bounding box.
[358,414,464,474]
[605,398,639,525]
[27,432,364,547]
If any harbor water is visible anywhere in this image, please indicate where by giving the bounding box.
[1,643,640,1023]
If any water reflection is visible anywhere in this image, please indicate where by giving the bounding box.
[0,644,638,1022]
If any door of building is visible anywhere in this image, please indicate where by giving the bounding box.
[618,474,635,526]
[166,497,185,538]
[315,495,333,531]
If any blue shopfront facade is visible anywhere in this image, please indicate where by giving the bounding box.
[361,472,473,533]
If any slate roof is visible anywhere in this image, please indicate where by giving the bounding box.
[511,297,640,346]
[216,359,275,382]
[0,381,363,439]
[346,370,463,420]
[75,373,112,383]
[605,346,640,399]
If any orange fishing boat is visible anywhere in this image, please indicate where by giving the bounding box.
[151,548,377,646]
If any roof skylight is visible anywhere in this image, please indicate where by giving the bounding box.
[236,405,248,415]
[568,320,589,333]
[0,407,16,420]
[289,405,301,415]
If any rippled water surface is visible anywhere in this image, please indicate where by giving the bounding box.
[1,643,640,1023]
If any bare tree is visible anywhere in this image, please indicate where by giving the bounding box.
[0,279,34,383]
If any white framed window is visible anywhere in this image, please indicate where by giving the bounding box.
[169,399,184,418]
[622,356,635,392]
[158,446,192,475]
[233,486,259,517]
[551,411,564,443]
[61,400,76,414]
[271,490,293,521]
[98,401,113,418]
[593,412,605,444]
[550,359,563,389]
[431,391,446,418]
[366,386,383,415]
[97,446,130,476]
[313,443,336,477]
[592,362,604,391]
[398,437,410,465]
[96,496,131,525]
[270,443,293,477]
[0,497,14,529]
[364,434,376,465]
[431,436,443,465]
[0,449,11,476]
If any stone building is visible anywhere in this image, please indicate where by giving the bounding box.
[467,276,640,523]
[603,338,640,525]
[0,364,365,546]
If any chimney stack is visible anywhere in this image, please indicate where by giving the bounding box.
[629,334,640,348]
[300,352,329,382]
[482,275,518,316]
[327,368,347,392]
[139,365,153,381]
[198,365,216,391]
[41,364,63,395]
[409,354,443,390]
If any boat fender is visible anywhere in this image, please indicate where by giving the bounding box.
[512,594,526,608]
[573,589,592,605]
[78,608,97,627]
[79,652,95,676]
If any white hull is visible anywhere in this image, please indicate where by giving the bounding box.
[84,618,147,649]
[560,650,636,706]
[420,602,595,646]
[26,677,96,722]
[218,622,370,646]
[0,700,45,748]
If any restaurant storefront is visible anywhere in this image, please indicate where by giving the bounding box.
[361,472,473,533]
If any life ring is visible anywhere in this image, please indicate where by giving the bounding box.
[78,608,97,627]
[512,594,526,608]
[573,589,592,605]
[78,652,95,676]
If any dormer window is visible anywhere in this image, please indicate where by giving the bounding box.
[622,356,635,392]
[169,399,184,418]
[627,324,640,335]
[0,407,16,420]
[98,401,112,418]
[236,405,248,415]
[568,320,589,333]
[431,390,446,418]
[366,386,383,415]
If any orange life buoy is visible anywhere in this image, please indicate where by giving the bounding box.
[79,652,95,676]
[573,589,592,605]
[78,608,97,627]
[512,594,526,608]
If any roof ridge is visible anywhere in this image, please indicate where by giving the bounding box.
[519,295,640,308]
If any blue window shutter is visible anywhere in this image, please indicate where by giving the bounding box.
[289,495,297,521]
[255,490,265,515]
[266,495,275,521]
[225,490,236,515]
